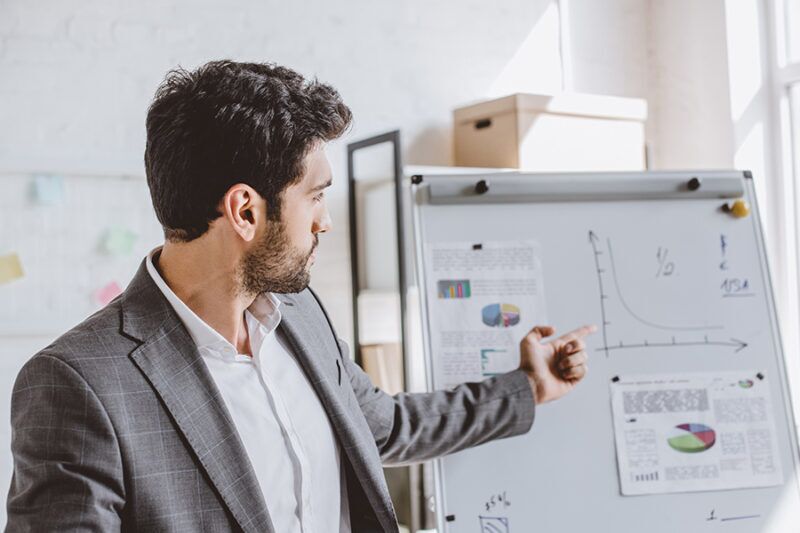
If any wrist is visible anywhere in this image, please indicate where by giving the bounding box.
[524,370,538,404]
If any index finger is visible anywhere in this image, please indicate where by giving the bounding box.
[558,324,598,343]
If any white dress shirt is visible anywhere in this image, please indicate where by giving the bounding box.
[146,248,349,532]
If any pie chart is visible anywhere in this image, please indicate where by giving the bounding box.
[667,423,716,453]
[482,303,521,328]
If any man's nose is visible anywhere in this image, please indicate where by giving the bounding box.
[314,208,332,234]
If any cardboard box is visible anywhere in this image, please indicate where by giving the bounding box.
[453,93,648,171]
[361,343,404,395]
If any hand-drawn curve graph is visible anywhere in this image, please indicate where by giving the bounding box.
[589,230,748,357]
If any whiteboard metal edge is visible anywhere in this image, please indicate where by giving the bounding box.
[409,182,449,532]
[747,177,800,493]
[421,170,745,205]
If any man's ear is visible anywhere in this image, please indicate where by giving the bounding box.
[220,184,263,242]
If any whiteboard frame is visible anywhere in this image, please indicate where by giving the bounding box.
[408,170,800,532]
[747,174,800,479]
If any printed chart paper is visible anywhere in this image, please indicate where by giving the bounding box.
[425,241,547,389]
[611,372,783,495]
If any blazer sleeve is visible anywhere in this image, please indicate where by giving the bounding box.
[338,340,536,466]
[6,354,125,532]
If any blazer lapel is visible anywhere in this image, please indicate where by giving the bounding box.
[121,262,274,533]
[277,292,398,531]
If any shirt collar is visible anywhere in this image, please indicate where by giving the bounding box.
[145,247,283,357]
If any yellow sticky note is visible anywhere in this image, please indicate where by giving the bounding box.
[0,253,24,285]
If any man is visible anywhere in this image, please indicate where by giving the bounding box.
[6,60,594,532]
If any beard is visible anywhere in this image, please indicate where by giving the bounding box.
[238,220,317,295]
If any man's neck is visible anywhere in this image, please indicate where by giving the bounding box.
[156,241,255,355]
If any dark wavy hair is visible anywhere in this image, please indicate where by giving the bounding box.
[144,60,352,242]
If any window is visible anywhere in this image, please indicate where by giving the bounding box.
[785,0,800,63]
[762,0,800,416]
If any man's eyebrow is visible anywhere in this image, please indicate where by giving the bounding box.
[310,179,332,193]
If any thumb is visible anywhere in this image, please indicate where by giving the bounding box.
[528,325,555,343]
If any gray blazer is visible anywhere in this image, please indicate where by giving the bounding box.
[6,261,535,532]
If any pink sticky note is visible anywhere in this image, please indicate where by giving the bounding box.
[94,281,122,306]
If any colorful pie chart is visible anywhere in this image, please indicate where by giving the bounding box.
[667,423,716,453]
[481,303,521,328]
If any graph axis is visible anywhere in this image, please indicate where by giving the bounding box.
[588,230,747,356]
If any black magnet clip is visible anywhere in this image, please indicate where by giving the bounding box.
[475,179,489,195]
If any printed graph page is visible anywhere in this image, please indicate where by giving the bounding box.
[610,372,783,496]
[424,240,547,389]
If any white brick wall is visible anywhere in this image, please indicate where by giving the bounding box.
[0,0,650,329]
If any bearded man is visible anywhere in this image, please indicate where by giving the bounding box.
[6,60,594,532]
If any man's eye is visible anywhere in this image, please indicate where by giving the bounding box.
[314,192,325,202]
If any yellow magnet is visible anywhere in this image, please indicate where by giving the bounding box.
[730,199,750,218]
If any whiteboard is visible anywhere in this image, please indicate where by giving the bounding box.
[411,171,800,532]
[0,173,163,335]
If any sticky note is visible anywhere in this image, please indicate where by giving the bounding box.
[102,227,137,256]
[0,253,24,285]
[32,175,65,205]
[94,281,122,306]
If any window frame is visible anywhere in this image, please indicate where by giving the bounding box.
[762,0,800,414]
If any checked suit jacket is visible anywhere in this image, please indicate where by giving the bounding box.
[6,260,536,532]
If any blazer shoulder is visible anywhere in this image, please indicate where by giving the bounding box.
[25,300,138,385]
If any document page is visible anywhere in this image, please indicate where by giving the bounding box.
[610,372,783,495]
[424,241,547,389]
